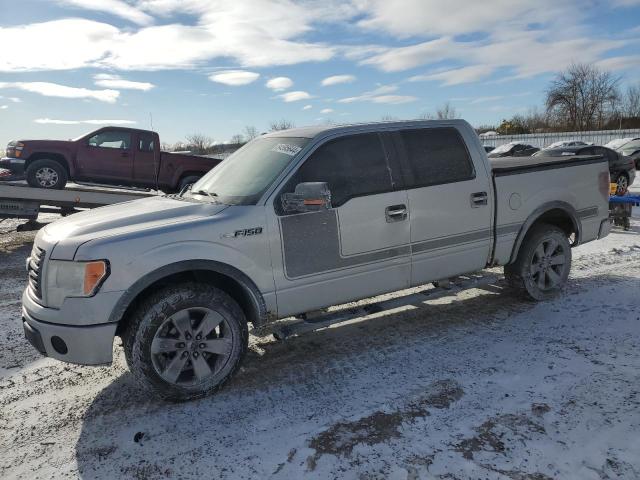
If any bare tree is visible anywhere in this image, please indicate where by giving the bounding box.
[436,101,456,120]
[269,119,295,131]
[381,114,399,121]
[229,133,244,145]
[417,111,435,120]
[243,125,259,141]
[545,63,620,131]
[185,133,215,154]
[622,84,640,118]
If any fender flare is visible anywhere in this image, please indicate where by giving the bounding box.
[508,201,581,264]
[108,259,268,327]
[26,152,74,176]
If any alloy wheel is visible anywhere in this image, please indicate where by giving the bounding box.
[150,307,233,385]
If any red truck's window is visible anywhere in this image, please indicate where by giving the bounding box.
[88,130,131,149]
[139,133,155,152]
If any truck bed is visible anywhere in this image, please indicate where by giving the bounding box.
[489,154,609,266]
[489,154,605,175]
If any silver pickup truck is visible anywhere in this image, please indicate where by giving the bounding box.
[21,120,611,400]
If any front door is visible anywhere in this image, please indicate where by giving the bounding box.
[392,126,493,286]
[76,129,133,182]
[268,132,411,318]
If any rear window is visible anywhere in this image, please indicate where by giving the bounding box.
[399,127,475,187]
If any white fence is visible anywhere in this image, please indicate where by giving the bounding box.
[479,129,640,148]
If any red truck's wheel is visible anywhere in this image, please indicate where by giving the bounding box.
[26,159,68,189]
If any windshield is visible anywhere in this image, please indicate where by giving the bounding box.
[491,143,515,154]
[605,138,633,150]
[188,136,310,205]
[621,139,640,152]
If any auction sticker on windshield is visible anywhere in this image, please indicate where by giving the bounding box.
[271,143,302,156]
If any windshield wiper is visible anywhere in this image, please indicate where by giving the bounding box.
[191,189,219,201]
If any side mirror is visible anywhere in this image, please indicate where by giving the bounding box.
[281,182,332,214]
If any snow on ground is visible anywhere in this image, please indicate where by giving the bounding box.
[1,189,639,479]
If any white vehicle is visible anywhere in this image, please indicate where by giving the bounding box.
[543,140,592,150]
[21,120,611,400]
[604,137,636,150]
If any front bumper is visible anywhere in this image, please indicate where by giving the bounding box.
[22,307,117,365]
[0,157,26,174]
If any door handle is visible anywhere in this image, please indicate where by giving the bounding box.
[470,191,488,207]
[385,204,408,222]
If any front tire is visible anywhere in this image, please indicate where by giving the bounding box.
[178,175,201,192]
[123,282,248,402]
[26,159,68,189]
[504,224,571,301]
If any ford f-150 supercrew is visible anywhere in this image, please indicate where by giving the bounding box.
[20,120,611,401]
[1,127,220,191]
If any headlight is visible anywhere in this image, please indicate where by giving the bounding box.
[45,260,108,308]
[6,141,24,158]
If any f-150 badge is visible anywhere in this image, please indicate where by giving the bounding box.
[222,227,263,238]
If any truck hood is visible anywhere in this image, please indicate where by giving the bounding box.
[17,139,74,147]
[41,195,229,259]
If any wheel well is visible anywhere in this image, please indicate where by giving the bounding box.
[26,153,70,175]
[509,207,579,264]
[531,208,577,240]
[115,269,261,336]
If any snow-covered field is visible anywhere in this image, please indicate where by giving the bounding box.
[1,191,639,479]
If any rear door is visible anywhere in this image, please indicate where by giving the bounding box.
[76,129,133,182]
[133,131,157,186]
[392,126,493,286]
[269,132,411,317]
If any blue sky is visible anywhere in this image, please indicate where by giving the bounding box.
[0,0,639,147]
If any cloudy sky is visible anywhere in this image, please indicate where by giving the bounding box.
[0,0,639,146]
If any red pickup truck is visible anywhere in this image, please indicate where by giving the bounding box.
[1,127,220,191]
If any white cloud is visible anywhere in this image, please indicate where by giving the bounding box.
[360,37,456,72]
[302,104,312,110]
[278,91,312,102]
[266,77,293,91]
[94,74,155,91]
[0,105,7,110]
[338,84,416,104]
[321,75,356,86]
[356,0,575,37]
[320,108,334,114]
[0,2,341,72]
[0,82,119,103]
[35,118,137,125]
[60,0,153,26]
[0,19,119,72]
[0,96,21,103]
[209,70,260,86]
[409,65,495,86]
[470,95,504,104]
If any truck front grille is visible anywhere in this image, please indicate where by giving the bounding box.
[28,246,45,300]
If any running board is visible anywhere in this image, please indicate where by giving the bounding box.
[270,271,504,341]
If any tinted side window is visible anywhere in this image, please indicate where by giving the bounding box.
[284,133,393,208]
[399,128,474,187]
[88,130,131,149]
[139,133,155,152]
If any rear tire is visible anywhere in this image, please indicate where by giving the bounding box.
[504,223,571,301]
[123,282,248,402]
[26,159,68,189]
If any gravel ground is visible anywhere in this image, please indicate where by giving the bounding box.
[1,202,639,479]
